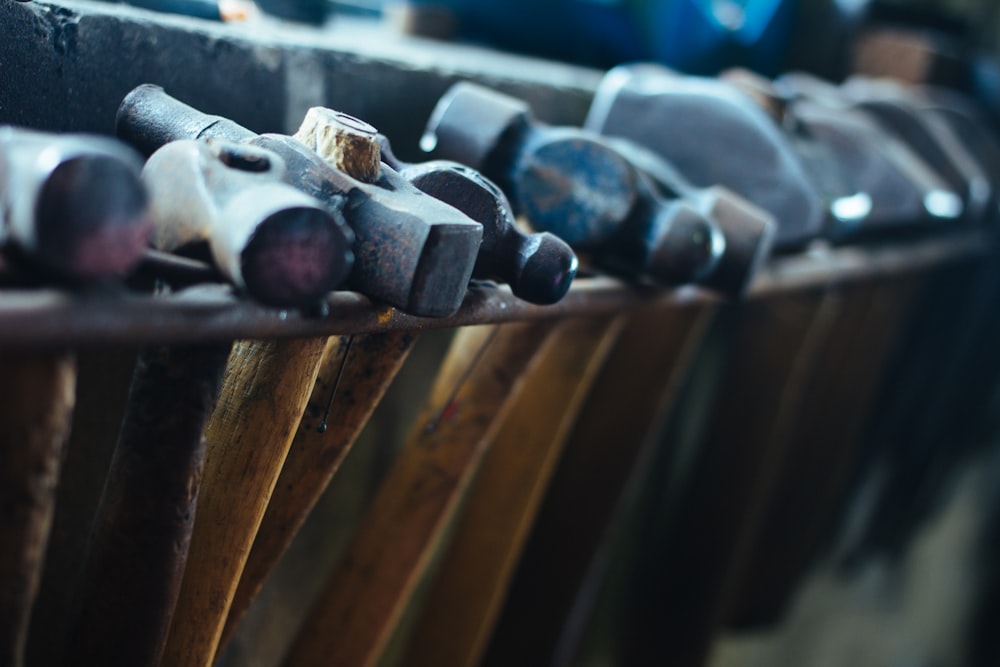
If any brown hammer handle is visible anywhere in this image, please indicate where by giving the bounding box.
[400,315,625,667]
[160,337,327,667]
[483,303,715,666]
[218,330,418,650]
[0,352,76,667]
[65,343,231,667]
[282,320,560,667]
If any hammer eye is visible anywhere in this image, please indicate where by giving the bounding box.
[210,140,272,173]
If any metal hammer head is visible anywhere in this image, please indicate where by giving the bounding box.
[293,109,483,317]
[841,76,991,224]
[585,62,825,250]
[0,127,153,281]
[775,73,966,232]
[142,139,352,308]
[392,156,578,305]
[423,81,761,296]
[604,133,775,296]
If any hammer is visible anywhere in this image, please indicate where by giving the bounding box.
[583,63,825,251]
[0,127,153,282]
[141,139,353,307]
[723,68,965,239]
[422,81,774,297]
[116,84,481,318]
[377,132,578,305]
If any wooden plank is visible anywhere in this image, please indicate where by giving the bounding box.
[0,351,76,667]
[618,287,837,667]
[160,337,327,667]
[219,331,419,650]
[282,320,560,667]
[66,343,231,667]
[482,303,715,666]
[399,315,626,667]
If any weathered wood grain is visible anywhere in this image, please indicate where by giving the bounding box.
[160,337,327,667]
[282,320,559,667]
[219,331,418,649]
[400,315,625,667]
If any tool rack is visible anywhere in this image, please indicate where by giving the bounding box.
[3,1,1000,666]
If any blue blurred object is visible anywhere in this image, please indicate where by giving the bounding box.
[398,0,796,73]
[640,0,797,75]
[123,0,224,20]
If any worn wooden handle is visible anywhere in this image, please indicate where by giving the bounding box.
[66,343,231,667]
[219,330,418,650]
[282,320,559,667]
[160,337,327,667]
[0,351,76,667]
[483,303,715,666]
[400,315,625,667]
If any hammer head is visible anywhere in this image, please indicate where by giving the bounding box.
[776,73,966,234]
[0,127,153,281]
[841,76,992,225]
[789,96,963,236]
[143,139,353,308]
[420,81,532,182]
[603,133,776,295]
[288,110,485,317]
[398,160,578,305]
[585,62,825,250]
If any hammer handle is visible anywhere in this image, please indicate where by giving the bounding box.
[160,337,327,667]
[219,330,418,650]
[66,343,231,667]
[400,315,625,667]
[283,320,560,667]
[483,303,715,666]
[0,352,75,667]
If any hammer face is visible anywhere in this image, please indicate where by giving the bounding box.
[0,127,153,281]
[351,167,482,317]
[399,161,578,306]
[585,63,824,250]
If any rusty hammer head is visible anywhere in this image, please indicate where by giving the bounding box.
[291,107,483,317]
[379,135,577,305]
[0,127,153,281]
